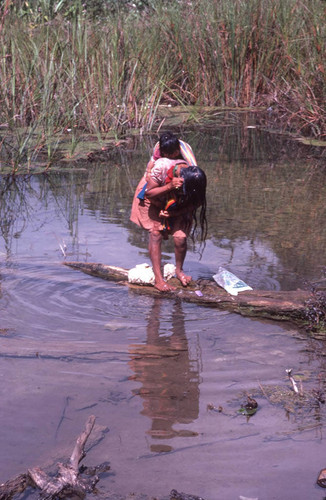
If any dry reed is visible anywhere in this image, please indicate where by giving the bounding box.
[0,0,325,168]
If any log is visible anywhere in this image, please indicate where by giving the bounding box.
[0,415,110,500]
[170,490,206,500]
[63,262,326,332]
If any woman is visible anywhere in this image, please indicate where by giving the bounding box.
[130,155,207,292]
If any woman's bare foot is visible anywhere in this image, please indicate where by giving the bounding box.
[176,271,192,287]
[154,280,176,292]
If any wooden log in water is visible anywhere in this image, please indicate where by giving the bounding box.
[0,415,110,500]
[64,261,129,281]
[63,261,324,330]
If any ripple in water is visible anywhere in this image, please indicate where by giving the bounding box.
[0,260,148,341]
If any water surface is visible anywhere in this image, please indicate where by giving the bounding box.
[1,127,326,499]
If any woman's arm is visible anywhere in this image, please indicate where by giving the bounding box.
[145,158,155,182]
[145,176,183,200]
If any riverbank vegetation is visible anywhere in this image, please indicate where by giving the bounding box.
[0,0,325,169]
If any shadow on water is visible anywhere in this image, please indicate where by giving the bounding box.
[1,124,326,499]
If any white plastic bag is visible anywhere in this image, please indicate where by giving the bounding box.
[213,267,253,296]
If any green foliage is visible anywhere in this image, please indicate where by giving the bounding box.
[0,0,325,170]
[7,0,166,21]
[304,285,326,333]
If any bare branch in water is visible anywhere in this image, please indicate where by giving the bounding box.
[286,369,299,394]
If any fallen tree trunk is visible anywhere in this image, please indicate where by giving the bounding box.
[63,262,326,332]
[0,411,204,500]
[0,415,110,500]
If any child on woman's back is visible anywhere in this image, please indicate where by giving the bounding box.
[130,132,206,292]
[145,132,197,182]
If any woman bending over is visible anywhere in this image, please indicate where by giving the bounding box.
[131,157,207,291]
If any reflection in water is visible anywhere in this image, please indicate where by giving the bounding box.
[0,173,86,257]
[1,127,326,289]
[0,176,33,256]
[128,299,200,452]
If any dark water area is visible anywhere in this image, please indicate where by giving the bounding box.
[1,126,326,499]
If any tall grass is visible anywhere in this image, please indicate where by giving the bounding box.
[0,0,325,168]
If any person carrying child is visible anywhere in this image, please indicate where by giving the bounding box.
[130,133,207,292]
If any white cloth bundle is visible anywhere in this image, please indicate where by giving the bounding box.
[128,263,176,285]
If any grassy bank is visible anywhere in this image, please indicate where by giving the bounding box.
[0,0,325,168]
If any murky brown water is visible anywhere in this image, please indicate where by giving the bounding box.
[1,127,326,499]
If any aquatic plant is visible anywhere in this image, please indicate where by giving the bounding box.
[304,290,326,333]
[0,0,325,170]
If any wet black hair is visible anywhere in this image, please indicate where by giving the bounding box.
[159,132,180,157]
[180,166,207,244]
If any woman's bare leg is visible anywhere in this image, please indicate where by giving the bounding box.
[149,230,176,291]
[173,235,192,286]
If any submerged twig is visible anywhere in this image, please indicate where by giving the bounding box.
[59,243,67,257]
[286,368,299,394]
[53,233,67,257]
[258,382,271,402]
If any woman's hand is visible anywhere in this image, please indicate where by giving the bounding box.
[159,210,170,218]
[170,177,183,190]
[146,176,183,199]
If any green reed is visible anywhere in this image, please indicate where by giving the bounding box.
[0,0,325,170]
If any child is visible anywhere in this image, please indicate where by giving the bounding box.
[135,131,196,201]
[145,131,197,182]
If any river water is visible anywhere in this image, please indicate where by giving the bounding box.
[1,126,326,499]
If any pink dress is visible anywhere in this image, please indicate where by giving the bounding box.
[130,158,191,237]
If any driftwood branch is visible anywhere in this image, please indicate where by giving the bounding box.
[170,490,205,500]
[0,411,206,500]
[0,474,31,500]
[70,414,96,471]
[0,415,108,500]
[63,262,326,331]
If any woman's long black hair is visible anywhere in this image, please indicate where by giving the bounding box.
[180,165,207,245]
